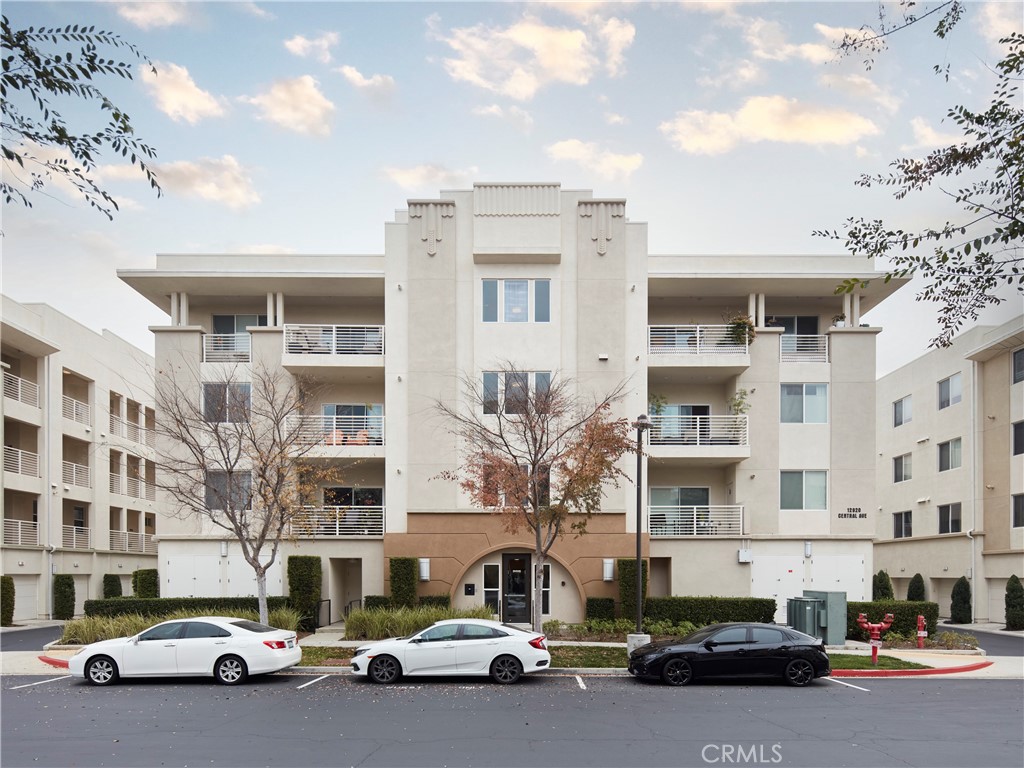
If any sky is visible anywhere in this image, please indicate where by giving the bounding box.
[2,0,1021,376]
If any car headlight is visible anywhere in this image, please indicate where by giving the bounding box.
[352,647,367,658]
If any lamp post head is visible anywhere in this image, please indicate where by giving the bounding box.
[633,413,651,431]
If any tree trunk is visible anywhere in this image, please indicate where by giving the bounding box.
[533,523,545,633]
[256,570,269,625]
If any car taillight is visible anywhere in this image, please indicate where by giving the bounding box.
[263,640,287,650]
[528,636,547,651]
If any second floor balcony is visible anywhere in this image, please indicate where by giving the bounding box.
[648,325,750,381]
[109,530,157,554]
[4,372,40,408]
[645,415,749,465]
[3,519,39,546]
[649,505,744,537]
[62,524,91,549]
[62,395,91,426]
[204,333,251,363]
[289,505,385,537]
[4,446,39,478]
[63,460,91,488]
[780,334,829,363]
[284,324,384,356]
[109,415,155,448]
[289,414,385,448]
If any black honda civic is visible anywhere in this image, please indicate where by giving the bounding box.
[628,622,831,686]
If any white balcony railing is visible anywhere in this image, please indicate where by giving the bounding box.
[780,335,829,363]
[284,324,385,356]
[62,395,91,425]
[4,446,40,477]
[289,415,385,446]
[649,325,748,355]
[647,415,748,446]
[126,476,157,501]
[62,524,91,549]
[289,506,385,537]
[109,473,122,494]
[3,519,39,546]
[4,372,40,407]
[63,460,91,488]
[109,530,156,554]
[204,333,251,363]
[109,414,155,447]
[649,505,744,537]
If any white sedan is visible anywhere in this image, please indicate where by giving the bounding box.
[68,616,302,686]
[351,618,550,684]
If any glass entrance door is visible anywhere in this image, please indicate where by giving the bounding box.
[501,553,531,623]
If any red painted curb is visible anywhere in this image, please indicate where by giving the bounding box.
[833,660,993,677]
[38,655,70,669]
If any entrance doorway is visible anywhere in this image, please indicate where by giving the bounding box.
[501,553,531,624]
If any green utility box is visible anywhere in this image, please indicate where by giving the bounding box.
[786,597,822,636]
[802,590,848,647]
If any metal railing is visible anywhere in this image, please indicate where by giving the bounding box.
[109,473,122,494]
[647,415,748,446]
[62,395,91,425]
[648,325,747,355]
[649,505,744,537]
[109,415,155,447]
[62,524,91,549]
[284,324,385,356]
[203,333,251,363]
[126,476,157,501]
[3,519,39,546]
[780,335,829,363]
[109,530,156,553]
[62,460,91,488]
[4,372,40,407]
[4,446,40,477]
[288,415,385,446]
[289,506,385,537]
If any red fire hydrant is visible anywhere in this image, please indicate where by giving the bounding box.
[856,612,895,665]
[917,614,928,649]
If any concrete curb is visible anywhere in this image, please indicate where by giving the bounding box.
[833,660,994,677]
[39,655,69,669]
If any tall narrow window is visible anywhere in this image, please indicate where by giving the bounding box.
[535,280,550,323]
[483,372,500,415]
[938,502,962,534]
[1013,495,1024,528]
[504,280,529,322]
[893,395,912,427]
[893,511,912,539]
[1013,349,1024,384]
[893,453,912,483]
[541,563,551,614]
[483,563,500,614]
[938,438,962,471]
[1013,421,1023,456]
[482,280,498,322]
[938,373,962,409]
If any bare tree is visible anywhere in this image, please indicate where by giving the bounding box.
[154,362,335,624]
[436,365,635,632]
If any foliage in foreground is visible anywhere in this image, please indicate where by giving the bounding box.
[343,606,494,640]
[60,607,302,645]
[543,618,698,642]
[881,630,978,650]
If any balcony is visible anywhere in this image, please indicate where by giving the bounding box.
[109,415,155,448]
[63,460,91,488]
[282,325,385,381]
[3,519,39,546]
[62,395,91,425]
[289,415,385,449]
[204,333,251,363]
[62,524,91,549]
[780,335,829,363]
[109,530,157,554]
[4,372,39,407]
[289,505,385,537]
[647,325,749,381]
[649,505,744,537]
[126,476,157,501]
[645,415,749,465]
[4,446,40,477]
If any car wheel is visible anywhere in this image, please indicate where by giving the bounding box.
[490,655,523,685]
[368,655,401,684]
[660,658,693,686]
[214,655,248,685]
[784,658,815,687]
[85,656,119,686]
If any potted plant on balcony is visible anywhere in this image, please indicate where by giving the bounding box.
[726,388,751,445]
[832,313,847,328]
[726,314,756,346]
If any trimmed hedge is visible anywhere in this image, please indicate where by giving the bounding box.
[586,597,616,621]
[906,573,926,602]
[419,594,451,608]
[53,575,75,620]
[84,596,291,618]
[872,570,894,600]
[1,575,14,626]
[1005,575,1024,631]
[287,555,322,629]
[364,595,392,610]
[103,574,123,599]
[644,596,777,626]
[950,576,972,623]
[132,568,159,598]
[390,557,417,608]
[617,558,647,620]
[846,600,939,641]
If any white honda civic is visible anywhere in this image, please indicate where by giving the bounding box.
[351,618,551,684]
[68,616,302,686]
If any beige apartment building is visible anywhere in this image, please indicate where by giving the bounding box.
[875,316,1024,622]
[120,183,905,625]
[1,296,161,619]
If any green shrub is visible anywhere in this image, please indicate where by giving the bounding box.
[102,574,123,599]
[846,600,939,640]
[83,596,291,618]
[53,575,75,620]
[872,570,894,600]
[389,557,417,608]
[1004,575,1024,631]
[617,558,647,621]
[132,568,159,598]
[287,555,322,630]
[950,576,972,623]
[61,606,303,644]
[419,594,451,608]
[586,597,615,621]
[364,595,392,610]
[906,573,926,601]
[344,605,493,640]
[644,596,777,625]
[1,575,14,626]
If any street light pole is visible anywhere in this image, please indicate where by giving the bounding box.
[633,413,650,634]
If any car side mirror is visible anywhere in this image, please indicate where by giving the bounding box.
[410,637,423,644]
[703,640,717,650]
[133,636,140,645]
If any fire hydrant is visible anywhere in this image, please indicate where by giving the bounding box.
[856,612,894,665]
[917,614,928,649]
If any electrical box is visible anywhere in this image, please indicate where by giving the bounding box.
[737,548,753,563]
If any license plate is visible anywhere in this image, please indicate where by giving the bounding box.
[287,639,294,648]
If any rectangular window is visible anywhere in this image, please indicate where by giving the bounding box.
[1013,349,1024,384]
[893,395,912,427]
[780,470,827,511]
[535,280,550,323]
[504,280,529,322]
[212,314,267,333]
[203,383,251,423]
[1014,421,1023,456]
[481,279,551,323]
[483,563,500,614]
[938,438,962,471]
[938,373,962,409]
[323,486,382,506]
[1013,495,1024,528]
[893,453,912,483]
[482,371,552,415]
[541,563,551,615]
[205,471,252,511]
[482,280,498,322]
[483,372,500,415]
[893,511,912,539]
[938,502,962,534]
[781,383,828,423]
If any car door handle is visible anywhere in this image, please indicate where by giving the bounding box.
[779,645,789,650]
[214,641,227,645]
[736,649,747,655]
[164,643,176,647]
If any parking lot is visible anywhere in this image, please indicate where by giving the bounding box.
[3,670,1022,768]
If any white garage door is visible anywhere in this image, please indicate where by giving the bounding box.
[163,556,222,598]
[11,576,39,621]
[225,557,282,597]
[808,555,866,601]
[751,555,805,623]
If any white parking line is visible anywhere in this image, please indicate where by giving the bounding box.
[296,674,329,690]
[9,676,70,690]
[826,678,871,692]
[575,675,587,690]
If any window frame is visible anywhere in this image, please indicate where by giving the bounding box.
[482,371,553,415]
[481,279,551,324]
[938,437,962,472]
[1013,348,1024,385]
[780,470,828,511]
[938,373,962,410]
[893,395,912,427]
[893,511,912,539]
[938,502,962,534]
[205,470,252,511]
[202,382,252,424]
[893,453,912,484]
[780,383,828,424]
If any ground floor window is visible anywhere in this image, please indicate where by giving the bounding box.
[893,511,912,539]
[1012,495,1023,528]
[938,502,962,534]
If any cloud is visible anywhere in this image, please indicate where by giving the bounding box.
[819,73,901,113]
[240,76,335,136]
[974,3,1024,51]
[337,65,396,101]
[471,104,534,131]
[899,117,964,152]
[545,138,643,180]
[604,112,626,125]
[595,17,635,76]
[116,2,190,29]
[745,18,833,64]
[697,59,764,89]
[238,2,273,20]
[144,155,259,210]
[659,96,879,155]
[382,164,479,191]
[284,32,339,64]
[141,62,225,124]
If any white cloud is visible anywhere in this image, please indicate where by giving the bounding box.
[382,164,479,191]
[116,2,190,29]
[147,155,259,210]
[819,73,901,113]
[745,18,833,64]
[545,138,643,180]
[337,65,396,101]
[659,96,879,155]
[899,117,964,152]
[238,2,272,20]
[284,32,339,64]
[974,3,1023,52]
[596,17,635,77]
[604,112,626,125]
[240,76,335,137]
[697,59,764,89]
[141,62,225,124]
[471,104,534,131]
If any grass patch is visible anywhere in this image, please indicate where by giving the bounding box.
[829,653,930,670]
[298,646,352,666]
[550,646,628,668]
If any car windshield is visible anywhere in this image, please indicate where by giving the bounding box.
[230,620,276,633]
